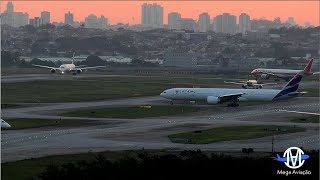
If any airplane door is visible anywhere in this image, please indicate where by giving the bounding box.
[190,90,195,100]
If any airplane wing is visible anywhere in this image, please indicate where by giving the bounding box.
[75,65,88,68]
[219,93,245,103]
[279,110,320,116]
[32,64,57,69]
[78,66,106,70]
[224,81,245,85]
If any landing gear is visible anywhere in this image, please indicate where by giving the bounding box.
[170,101,173,105]
[227,99,239,107]
[227,103,239,107]
[73,73,77,75]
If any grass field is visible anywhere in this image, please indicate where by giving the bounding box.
[62,106,199,119]
[301,88,320,97]
[1,150,166,180]
[1,104,23,109]
[1,76,227,103]
[291,116,319,123]
[1,67,50,75]
[2,119,95,130]
[168,125,304,144]
[2,71,318,104]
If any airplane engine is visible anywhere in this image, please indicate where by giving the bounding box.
[77,69,83,74]
[207,96,221,105]
[261,74,270,79]
[242,85,247,89]
[50,69,56,73]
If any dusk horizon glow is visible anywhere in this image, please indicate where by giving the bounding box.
[1,1,319,26]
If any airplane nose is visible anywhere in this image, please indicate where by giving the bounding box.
[160,91,167,97]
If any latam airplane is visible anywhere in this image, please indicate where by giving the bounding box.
[160,71,306,107]
[251,59,319,81]
[33,54,106,75]
[1,119,11,129]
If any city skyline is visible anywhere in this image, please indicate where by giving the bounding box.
[1,1,319,26]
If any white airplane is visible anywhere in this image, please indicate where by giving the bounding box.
[32,54,106,75]
[1,119,11,129]
[224,79,277,89]
[160,71,306,107]
[251,58,319,81]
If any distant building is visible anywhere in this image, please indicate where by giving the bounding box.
[1,1,28,27]
[239,13,251,34]
[41,11,50,25]
[65,11,74,26]
[214,13,236,34]
[286,17,296,26]
[98,15,108,29]
[273,17,281,24]
[213,15,222,33]
[30,17,42,27]
[85,14,98,28]
[164,50,197,68]
[6,1,14,13]
[168,12,181,30]
[251,19,275,32]
[198,13,210,32]
[178,18,197,31]
[83,15,107,29]
[141,3,163,28]
[304,22,313,28]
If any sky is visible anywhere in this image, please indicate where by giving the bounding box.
[1,1,319,26]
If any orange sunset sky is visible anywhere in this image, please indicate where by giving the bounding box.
[1,1,319,26]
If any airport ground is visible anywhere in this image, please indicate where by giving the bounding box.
[1,71,319,178]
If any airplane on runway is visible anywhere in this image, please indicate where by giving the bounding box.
[32,54,106,75]
[160,71,306,107]
[224,79,277,89]
[1,119,11,129]
[251,58,319,81]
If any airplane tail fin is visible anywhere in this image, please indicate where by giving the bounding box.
[303,58,313,75]
[72,52,75,65]
[274,71,304,99]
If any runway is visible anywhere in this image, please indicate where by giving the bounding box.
[1,73,226,83]
[1,96,319,162]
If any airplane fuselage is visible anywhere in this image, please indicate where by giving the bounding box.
[251,69,302,79]
[59,64,76,74]
[160,88,284,102]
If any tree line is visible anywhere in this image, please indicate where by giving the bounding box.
[40,150,319,180]
[1,50,159,68]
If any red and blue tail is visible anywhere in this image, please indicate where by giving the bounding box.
[274,71,304,99]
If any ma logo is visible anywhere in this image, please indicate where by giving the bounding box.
[276,147,309,169]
